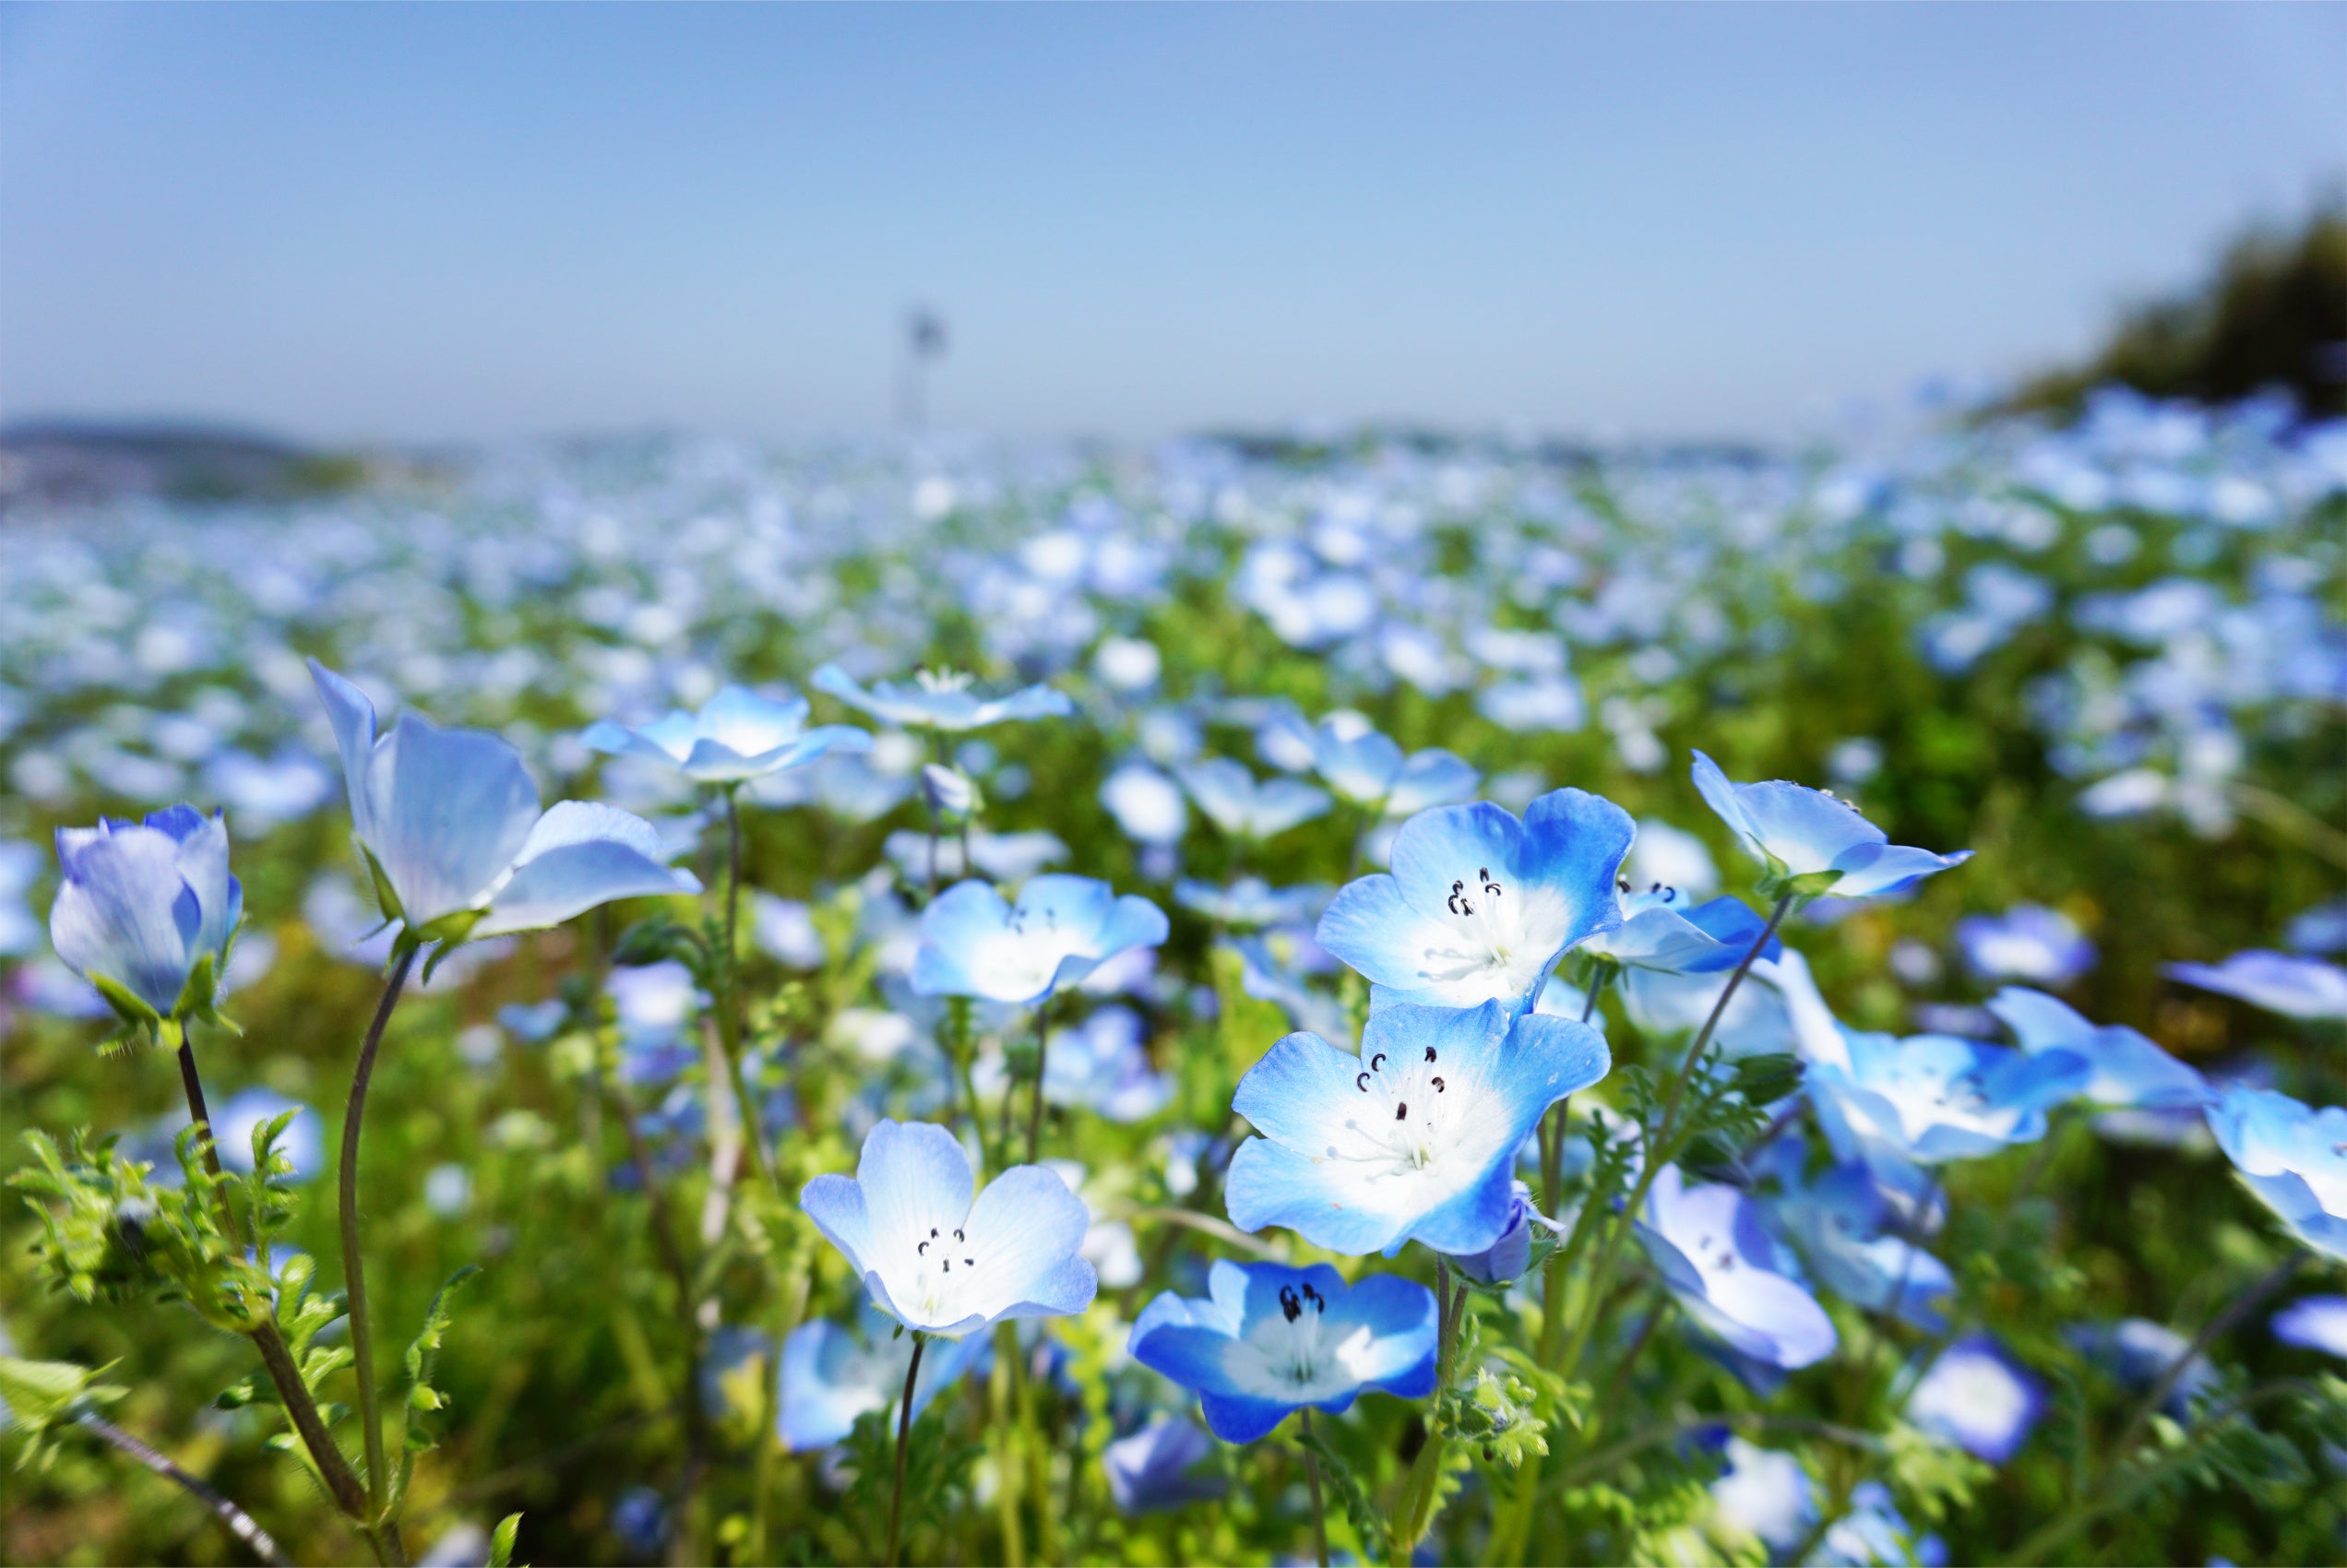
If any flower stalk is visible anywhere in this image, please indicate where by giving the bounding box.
[338,940,417,1562]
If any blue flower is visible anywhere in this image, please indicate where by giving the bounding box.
[911,875,1168,1007]
[1638,1165,1836,1371]
[1260,710,1479,815]
[1905,1334,2043,1465]
[1956,904,2096,986]
[582,683,870,785]
[1176,759,1330,842]
[49,805,241,1026]
[812,662,1073,732]
[1222,930,1353,1047]
[1709,1437,1817,1557]
[1225,1001,1608,1257]
[1448,1181,1556,1286]
[2064,1319,2215,1415]
[798,1120,1098,1336]
[1985,987,2207,1111]
[2286,897,2347,956]
[1174,877,1331,930]
[2207,1087,2347,1261]
[1100,761,1189,849]
[1127,1259,1436,1443]
[1769,1159,1953,1331]
[1102,1417,1227,1515]
[311,661,699,943]
[1581,887,1779,976]
[1807,1031,2088,1182]
[777,1307,988,1450]
[1316,789,1634,1012]
[1027,1005,1170,1123]
[1690,751,1972,901]
[2166,950,2347,1021]
[2270,1296,2347,1360]
[1814,1480,1947,1567]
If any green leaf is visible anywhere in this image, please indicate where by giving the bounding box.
[1728,1051,1804,1109]
[489,1512,524,1567]
[387,1264,482,1514]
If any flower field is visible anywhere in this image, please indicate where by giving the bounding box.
[3,387,2344,1566]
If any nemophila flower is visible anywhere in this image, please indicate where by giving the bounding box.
[1626,817,1719,899]
[1174,877,1330,930]
[581,683,870,785]
[1102,1417,1226,1515]
[1224,1000,1608,1256]
[1223,931,1353,1046]
[2286,897,2347,956]
[1986,987,2207,1111]
[2166,950,2347,1021]
[2207,1087,2347,1260]
[1690,750,1972,901]
[1708,1437,1816,1557]
[1581,887,1779,977]
[1449,1181,1559,1286]
[911,875,1168,1006]
[2064,1319,2215,1415]
[1100,761,1188,849]
[1177,759,1330,842]
[778,1308,988,1450]
[1814,1480,1946,1568]
[1040,1005,1170,1123]
[1956,904,2096,986]
[798,1120,1098,1336]
[1905,1335,2043,1465]
[812,662,1073,732]
[1769,1159,1954,1331]
[1638,1165,1836,1371]
[882,826,1068,886]
[1127,1259,1437,1443]
[1316,789,1634,1012]
[2271,1296,2347,1360]
[1259,709,1479,814]
[49,805,241,1030]
[1807,1031,2089,1182]
[310,661,699,945]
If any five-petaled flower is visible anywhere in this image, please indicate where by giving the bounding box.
[1128,1259,1437,1442]
[798,1120,1100,1336]
[813,662,1073,732]
[311,660,701,948]
[49,804,243,1033]
[1316,788,1634,1012]
[911,874,1168,1007]
[581,683,870,785]
[1691,750,1972,902]
[1638,1164,1837,1371]
[1223,999,1608,1257]
[2206,1087,2347,1262]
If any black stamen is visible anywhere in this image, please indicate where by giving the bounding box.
[1395,1102,1408,1121]
[1356,1072,1372,1092]
[1370,1053,1386,1073]
[1433,1076,1446,1092]
[1424,1046,1437,1062]
[918,1241,929,1254]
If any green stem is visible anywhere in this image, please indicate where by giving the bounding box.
[1025,1006,1050,1166]
[886,1334,927,1567]
[1559,898,1789,1378]
[339,940,416,1561]
[1300,1408,1329,1568]
[1390,1262,1466,1559]
[2105,1251,2305,1467]
[713,786,775,1192]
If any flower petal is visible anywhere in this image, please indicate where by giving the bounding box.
[364,714,542,926]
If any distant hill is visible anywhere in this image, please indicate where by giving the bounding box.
[0,421,366,513]
[2008,198,2347,422]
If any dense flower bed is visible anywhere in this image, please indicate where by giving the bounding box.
[3,387,2343,1565]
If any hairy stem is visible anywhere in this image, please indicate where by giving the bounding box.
[338,941,416,1552]
[77,1410,291,1566]
[887,1335,928,1567]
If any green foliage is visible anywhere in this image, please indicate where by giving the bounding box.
[0,1357,126,1471]
[1294,1424,1389,1562]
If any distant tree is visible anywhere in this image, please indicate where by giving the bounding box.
[2010,196,2345,421]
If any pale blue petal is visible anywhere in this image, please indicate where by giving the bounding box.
[1388,802,1523,916]
[365,715,542,926]
[49,828,192,1014]
[1130,1324,1246,1398]
[1385,750,1479,815]
[1223,1136,1399,1254]
[1196,1390,1298,1444]
[962,1163,1096,1322]
[857,1121,976,1263]
[798,1172,875,1277]
[476,838,700,935]
[1314,875,1425,992]
[308,659,380,840]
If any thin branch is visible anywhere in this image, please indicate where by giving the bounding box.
[77,1411,291,1566]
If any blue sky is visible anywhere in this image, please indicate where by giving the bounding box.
[2,4,2340,444]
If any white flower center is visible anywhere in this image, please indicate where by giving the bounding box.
[893,1219,992,1325]
[1415,866,1569,997]
[1225,1283,1375,1402]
